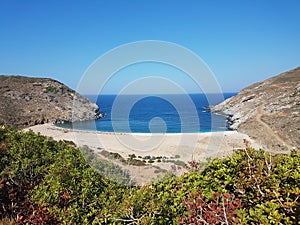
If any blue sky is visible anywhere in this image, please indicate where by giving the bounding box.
[0,0,299,94]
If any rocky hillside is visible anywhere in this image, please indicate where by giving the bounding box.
[212,67,300,151]
[0,75,101,127]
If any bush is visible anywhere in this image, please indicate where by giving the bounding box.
[44,85,58,93]
[0,127,299,224]
[178,190,242,224]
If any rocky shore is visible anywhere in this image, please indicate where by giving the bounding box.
[212,67,300,151]
[0,75,101,127]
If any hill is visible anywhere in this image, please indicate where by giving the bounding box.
[1,127,299,224]
[212,67,300,151]
[0,75,100,127]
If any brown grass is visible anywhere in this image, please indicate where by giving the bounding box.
[0,218,16,225]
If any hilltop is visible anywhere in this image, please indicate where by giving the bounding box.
[0,75,100,127]
[212,67,300,151]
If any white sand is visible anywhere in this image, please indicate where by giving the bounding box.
[25,123,260,161]
[24,123,261,184]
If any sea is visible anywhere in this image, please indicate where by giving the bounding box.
[60,93,236,133]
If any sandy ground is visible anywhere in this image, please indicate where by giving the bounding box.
[24,124,261,185]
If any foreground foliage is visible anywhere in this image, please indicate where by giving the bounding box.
[0,127,299,224]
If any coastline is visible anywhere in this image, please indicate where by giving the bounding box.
[24,123,262,184]
[25,123,261,160]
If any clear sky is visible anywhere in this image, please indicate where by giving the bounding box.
[1,0,299,94]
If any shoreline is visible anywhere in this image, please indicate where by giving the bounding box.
[25,123,261,158]
[25,123,262,184]
[55,125,232,136]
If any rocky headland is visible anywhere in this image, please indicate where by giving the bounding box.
[0,75,101,127]
[212,67,300,151]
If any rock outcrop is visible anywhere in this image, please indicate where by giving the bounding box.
[212,67,300,151]
[0,75,101,127]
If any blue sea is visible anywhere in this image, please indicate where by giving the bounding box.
[61,93,236,133]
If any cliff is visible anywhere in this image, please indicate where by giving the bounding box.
[212,67,300,151]
[0,75,101,127]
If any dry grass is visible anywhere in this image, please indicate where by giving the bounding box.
[0,218,16,225]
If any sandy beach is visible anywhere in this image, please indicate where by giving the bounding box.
[25,123,261,184]
[25,123,260,160]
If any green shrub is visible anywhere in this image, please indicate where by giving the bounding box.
[1,127,299,224]
[44,85,58,93]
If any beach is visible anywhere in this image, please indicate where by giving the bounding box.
[25,123,261,160]
[25,123,261,184]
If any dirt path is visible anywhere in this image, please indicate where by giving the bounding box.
[256,104,293,151]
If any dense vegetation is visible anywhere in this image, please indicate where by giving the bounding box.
[0,127,299,224]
